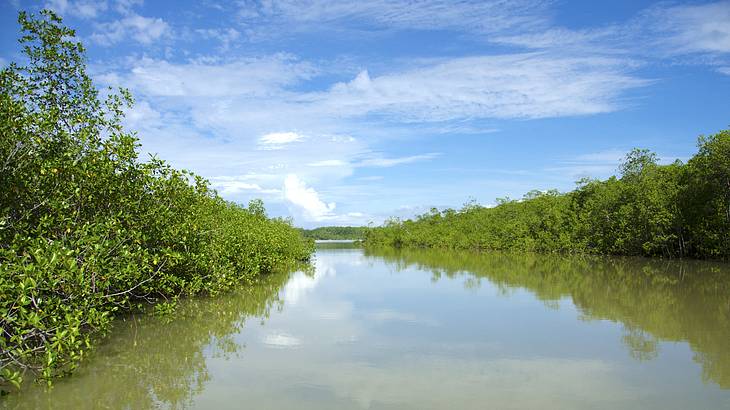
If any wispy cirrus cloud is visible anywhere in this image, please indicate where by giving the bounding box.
[42,0,172,46]
[307,153,439,168]
[44,0,108,19]
[108,51,647,126]
[112,54,316,97]
[307,159,348,167]
[237,0,550,39]
[196,27,241,51]
[356,153,440,168]
[316,55,647,121]
[646,1,730,55]
[491,26,628,54]
[486,2,730,74]
[90,12,170,45]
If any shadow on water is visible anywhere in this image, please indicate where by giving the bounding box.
[1,264,312,409]
[363,246,730,389]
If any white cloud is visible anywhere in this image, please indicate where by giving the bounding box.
[308,159,348,167]
[719,67,730,76]
[648,1,730,54]
[357,153,439,168]
[307,154,438,168]
[208,176,282,196]
[196,27,241,50]
[110,53,646,142]
[91,13,170,45]
[238,0,549,39]
[283,174,336,220]
[492,27,623,53]
[108,50,646,133]
[259,131,306,149]
[123,100,161,129]
[114,0,143,14]
[358,176,383,181]
[119,54,315,97]
[318,54,647,121]
[44,0,108,19]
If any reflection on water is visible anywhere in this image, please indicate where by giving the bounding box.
[0,267,301,409]
[365,247,730,389]
[2,245,729,409]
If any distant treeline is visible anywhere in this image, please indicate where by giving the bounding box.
[0,11,312,388]
[366,129,730,259]
[301,226,367,240]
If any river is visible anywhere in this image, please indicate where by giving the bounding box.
[3,242,729,409]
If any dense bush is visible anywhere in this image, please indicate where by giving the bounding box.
[366,133,730,259]
[0,11,313,389]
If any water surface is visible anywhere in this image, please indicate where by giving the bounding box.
[3,244,730,409]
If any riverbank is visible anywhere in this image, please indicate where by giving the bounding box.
[0,11,313,391]
[365,131,730,260]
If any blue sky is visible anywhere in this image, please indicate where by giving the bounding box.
[2,0,729,227]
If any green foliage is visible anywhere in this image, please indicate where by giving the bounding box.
[682,130,730,257]
[300,226,367,240]
[0,10,313,389]
[366,131,730,260]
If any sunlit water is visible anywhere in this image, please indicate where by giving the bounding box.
[3,243,730,409]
